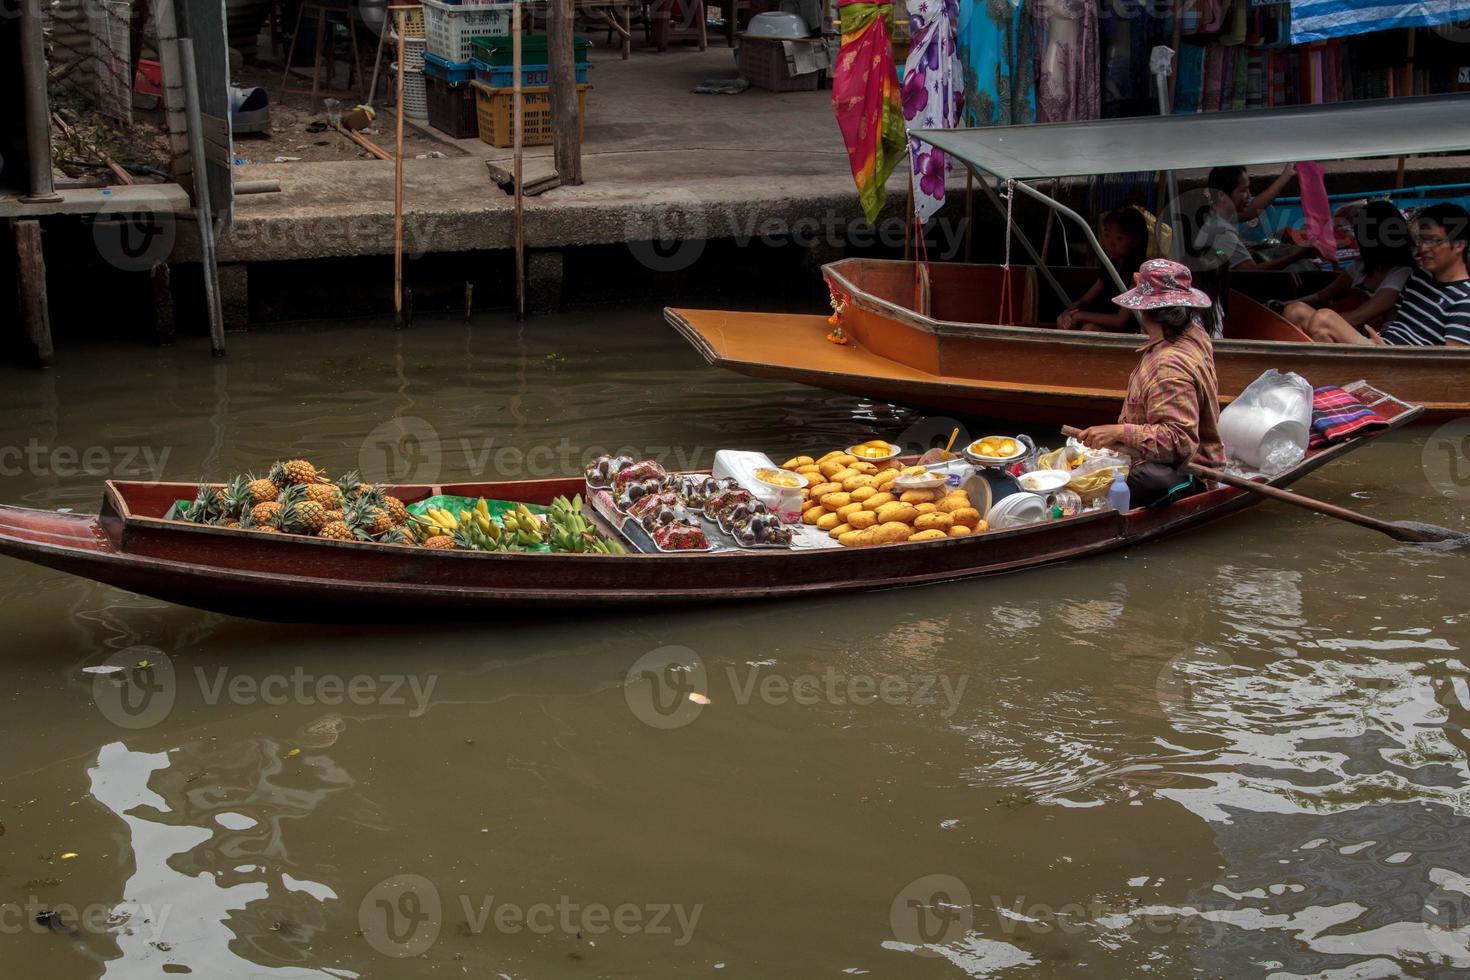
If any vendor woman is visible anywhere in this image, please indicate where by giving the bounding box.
[1076,259,1226,508]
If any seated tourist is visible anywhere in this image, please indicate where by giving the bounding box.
[1057,208,1149,333]
[1301,202,1470,346]
[1271,200,1414,334]
[1195,164,1317,273]
[1076,259,1226,509]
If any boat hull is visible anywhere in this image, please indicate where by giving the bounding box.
[665,259,1470,424]
[0,400,1418,622]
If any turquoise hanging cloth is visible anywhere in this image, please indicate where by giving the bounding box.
[956,0,1036,127]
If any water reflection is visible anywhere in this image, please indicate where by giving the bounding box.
[88,741,359,978]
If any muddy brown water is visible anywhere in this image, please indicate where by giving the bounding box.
[0,308,1467,978]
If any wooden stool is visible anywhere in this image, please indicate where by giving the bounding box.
[279,1,365,111]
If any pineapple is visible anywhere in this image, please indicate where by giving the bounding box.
[325,509,344,523]
[381,495,409,526]
[304,482,343,510]
[346,496,393,536]
[377,525,416,546]
[250,500,282,527]
[318,520,355,541]
[334,469,367,501]
[269,458,323,488]
[245,473,280,506]
[218,475,254,520]
[275,486,328,535]
[183,484,222,524]
[421,535,454,550]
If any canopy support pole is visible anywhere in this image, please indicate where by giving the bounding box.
[1005,177,1126,295]
[971,168,1072,309]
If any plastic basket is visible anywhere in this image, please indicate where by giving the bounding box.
[471,60,590,87]
[425,73,479,138]
[398,6,425,38]
[471,81,588,148]
[423,0,512,63]
[737,36,819,92]
[424,51,476,84]
[402,36,426,73]
[471,34,591,67]
[393,64,429,118]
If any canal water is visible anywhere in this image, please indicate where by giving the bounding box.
[0,307,1466,979]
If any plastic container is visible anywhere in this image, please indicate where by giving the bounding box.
[711,450,805,524]
[472,60,591,87]
[737,36,820,92]
[423,0,512,64]
[423,51,476,84]
[1219,405,1310,473]
[393,64,428,118]
[985,492,1048,530]
[425,73,479,138]
[471,34,591,66]
[402,36,426,73]
[1106,470,1132,512]
[471,81,588,148]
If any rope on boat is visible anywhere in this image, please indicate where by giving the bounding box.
[998,178,1016,325]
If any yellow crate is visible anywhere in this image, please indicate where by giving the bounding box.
[470,81,588,148]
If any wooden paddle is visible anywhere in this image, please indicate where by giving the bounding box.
[1059,426,1468,546]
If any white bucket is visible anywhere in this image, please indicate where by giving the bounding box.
[1219,405,1308,473]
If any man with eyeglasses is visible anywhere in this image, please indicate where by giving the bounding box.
[1303,202,1470,347]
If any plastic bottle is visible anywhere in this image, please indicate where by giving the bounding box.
[1106,469,1131,512]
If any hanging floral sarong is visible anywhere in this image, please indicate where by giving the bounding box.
[902,0,963,223]
[833,0,906,225]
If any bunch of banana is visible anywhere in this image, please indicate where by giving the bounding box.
[548,494,626,554]
[413,505,464,543]
[498,503,548,548]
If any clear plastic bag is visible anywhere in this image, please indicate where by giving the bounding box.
[1219,369,1312,476]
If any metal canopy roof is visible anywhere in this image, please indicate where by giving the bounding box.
[913,94,1470,180]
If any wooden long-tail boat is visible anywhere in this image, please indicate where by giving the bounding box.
[667,258,1470,425]
[670,95,1470,424]
[0,385,1421,622]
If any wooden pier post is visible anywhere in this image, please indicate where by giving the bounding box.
[549,0,583,185]
[513,0,526,319]
[13,220,55,366]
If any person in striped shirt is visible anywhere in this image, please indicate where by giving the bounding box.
[1303,203,1470,347]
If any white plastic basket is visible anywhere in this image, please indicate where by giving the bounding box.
[393,64,429,119]
[402,36,426,73]
[422,0,512,64]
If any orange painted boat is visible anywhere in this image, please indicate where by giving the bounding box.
[666,258,1470,425]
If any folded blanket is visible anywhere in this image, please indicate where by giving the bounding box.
[1308,385,1390,448]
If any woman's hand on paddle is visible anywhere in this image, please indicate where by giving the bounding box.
[1077,424,1127,450]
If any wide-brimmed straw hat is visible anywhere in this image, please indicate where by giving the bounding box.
[1112,258,1214,310]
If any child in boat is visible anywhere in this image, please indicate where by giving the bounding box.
[1056,208,1149,332]
[1270,200,1414,335]
[1195,164,1317,273]
[1075,259,1226,509]
[1300,202,1470,346]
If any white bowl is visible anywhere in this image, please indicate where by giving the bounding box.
[1016,468,1071,493]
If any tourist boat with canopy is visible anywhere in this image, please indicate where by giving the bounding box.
[0,384,1424,621]
[666,95,1470,424]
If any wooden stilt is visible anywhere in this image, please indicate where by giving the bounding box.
[549,0,582,185]
[151,261,176,346]
[13,219,54,366]
[514,0,526,320]
[393,7,406,325]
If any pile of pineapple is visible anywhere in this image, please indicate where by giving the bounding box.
[181,459,417,545]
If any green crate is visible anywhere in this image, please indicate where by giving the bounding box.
[471,34,590,67]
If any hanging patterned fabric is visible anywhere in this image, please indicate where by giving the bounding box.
[956,0,1035,127]
[902,0,963,222]
[1033,0,1099,122]
[833,0,907,225]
